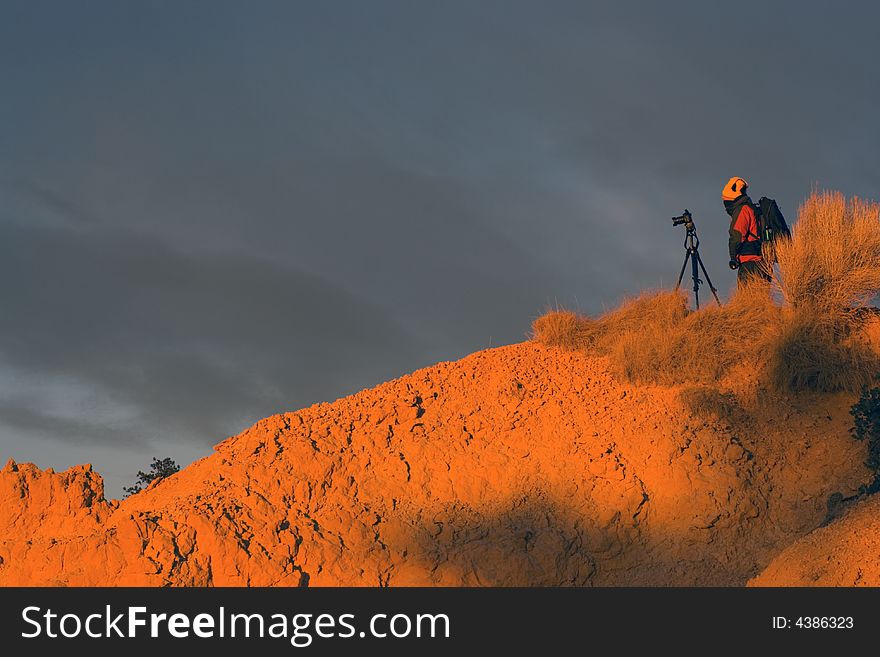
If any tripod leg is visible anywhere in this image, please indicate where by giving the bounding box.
[676,251,690,291]
[695,252,722,306]
[691,248,701,309]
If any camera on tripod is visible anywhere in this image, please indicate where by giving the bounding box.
[671,209,694,229]
[670,208,720,309]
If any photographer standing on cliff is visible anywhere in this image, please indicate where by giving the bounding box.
[723,176,766,287]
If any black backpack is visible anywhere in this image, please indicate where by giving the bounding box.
[755,196,791,245]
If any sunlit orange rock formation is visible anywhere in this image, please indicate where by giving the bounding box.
[0,343,867,586]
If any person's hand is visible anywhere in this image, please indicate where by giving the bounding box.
[729,259,739,270]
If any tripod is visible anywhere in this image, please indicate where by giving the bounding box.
[675,222,721,309]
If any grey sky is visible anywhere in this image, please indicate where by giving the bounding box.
[1,1,878,495]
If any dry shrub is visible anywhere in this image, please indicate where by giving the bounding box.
[767,190,880,391]
[532,190,880,393]
[607,328,678,383]
[773,190,880,312]
[535,286,776,385]
[669,281,780,382]
[530,310,593,350]
[605,283,778,385]
[585,292,685,381]
[592,291,688,344]
[588,290,686,355]
[766,309,879,392]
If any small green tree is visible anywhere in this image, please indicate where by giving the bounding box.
[123,457,180,497]
[850,387,880,494]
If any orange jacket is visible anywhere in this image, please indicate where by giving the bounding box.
[729,202,761,262]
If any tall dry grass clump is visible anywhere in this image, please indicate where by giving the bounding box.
[532,189,880,393]
[605,283,779,385]
[531,309,592,350]
[587,291,688,382]
[591,291,688,350]
[531,291,688,353]
[768,190,880,391]
[533,286,777,386]
[765,309,878,392]
[772,190,880,312]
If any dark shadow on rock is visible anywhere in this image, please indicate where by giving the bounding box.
[379,498,597,586]
[678,386,751,428]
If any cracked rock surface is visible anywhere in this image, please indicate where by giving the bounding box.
[750,493,880,586]
[0,343,867,586]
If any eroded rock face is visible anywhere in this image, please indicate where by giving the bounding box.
[750,495,880,586]
[0,459,113,537]
[0,343,868,586]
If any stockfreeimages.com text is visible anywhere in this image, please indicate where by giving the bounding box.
[21,605,450,646]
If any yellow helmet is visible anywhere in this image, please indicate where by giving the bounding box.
[722,176,748,201]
